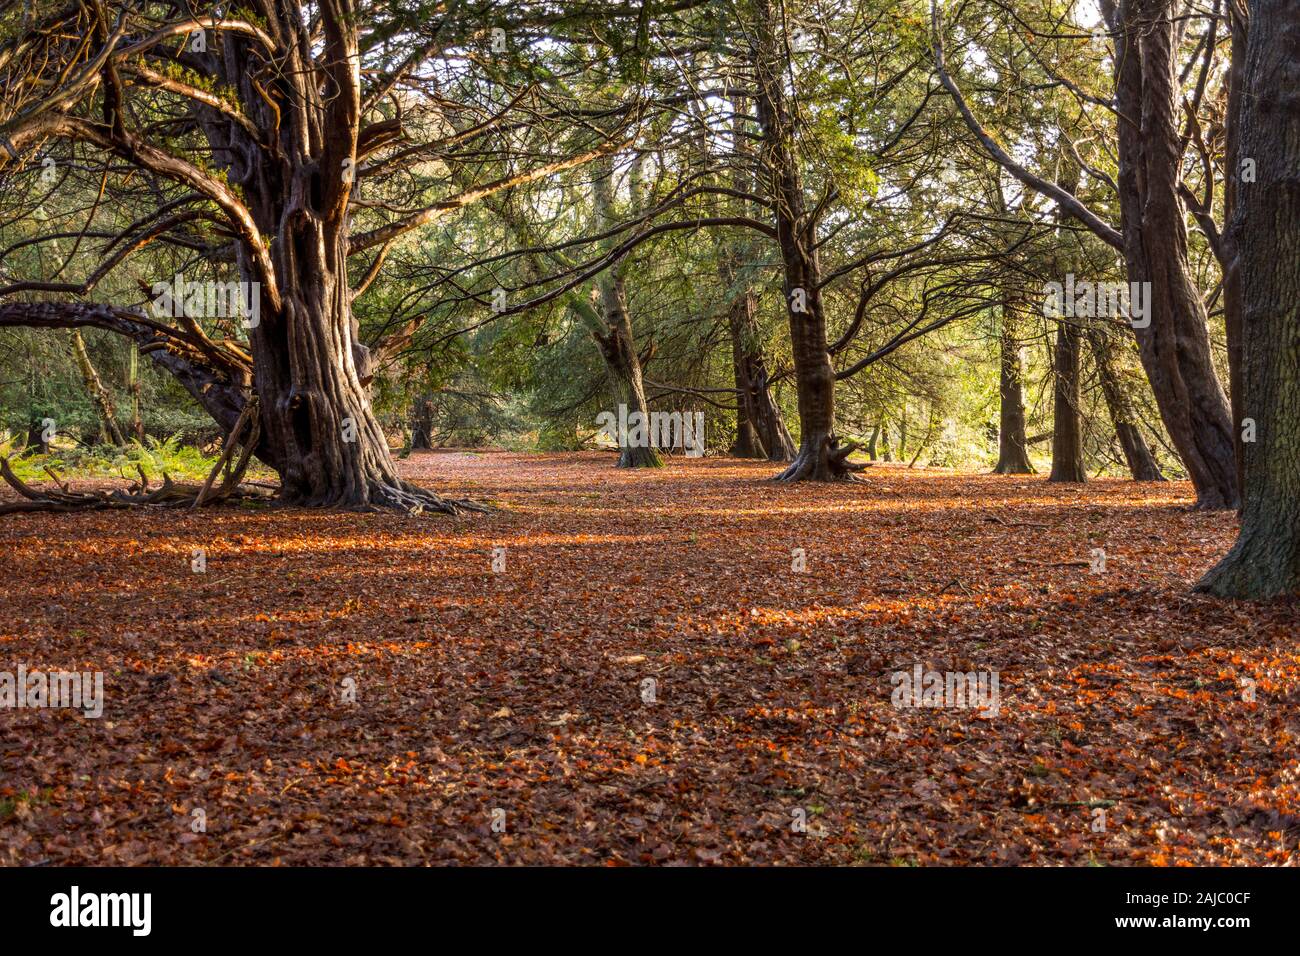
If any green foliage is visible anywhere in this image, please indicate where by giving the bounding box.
[1,434,242,484]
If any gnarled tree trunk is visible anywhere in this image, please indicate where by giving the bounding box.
[1111,0,1238,507]
[200,2,454,510]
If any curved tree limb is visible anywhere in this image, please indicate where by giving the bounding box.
[930,1,1124,251]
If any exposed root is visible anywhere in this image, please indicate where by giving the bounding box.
[0,393,486,517]
[773,434,868,482]
[831,438,870,471]
[365,479,491,516]
[0,457,487,518]
[192,396,261,509]
[0,454,275,515]
[1,400,271,515]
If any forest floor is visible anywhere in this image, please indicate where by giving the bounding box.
[2,451,1298,866]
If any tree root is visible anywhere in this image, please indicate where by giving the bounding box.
[192,396,261,509]
[0,400,272,515]
[0,454,275,515]
[772,435,869,482]
[1,392,487,518]
[365,479,491,516]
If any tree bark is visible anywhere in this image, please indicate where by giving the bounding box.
[410,393,434,451]
[994,295,1034,474]
[754,2,855,481]
[1197,0,1300,598]
[1088,324,1165,480]
[1048,315,1087,482]
[1111,0,1238,507]
[590,157,662,468]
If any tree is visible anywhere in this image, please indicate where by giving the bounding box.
[0,1,642,509]
[933,0,1239,507]
[1048,162,1086,483]
[993,294,1034,474]
[1047,312,1086,482]
[1197,0,1300,598]
[1088,323,1164,481]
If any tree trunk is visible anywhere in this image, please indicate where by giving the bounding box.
[127,343,144,442]
[69,330,126,446]
[1223,1,1249,505]
[994,295,1034,473]
[726,272,795,460]
[754,3,855,481]
[594,296,663,468]
[245,251,417,506]
[1048,315,1087,482]
[724,260,762,459]
[410,393,434,451]
[729,298,765,459]
[25,419,49,456]
[724,89,794,462]
[1111,0,1238,507]
[590,157,662,468]
[1197,0,1300,598]
[1088,325,1165,480]
[215,2,455,511]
